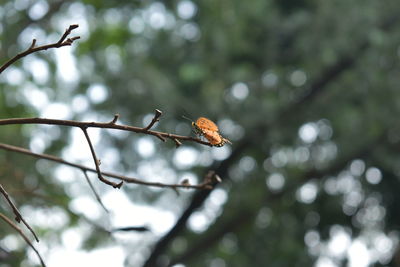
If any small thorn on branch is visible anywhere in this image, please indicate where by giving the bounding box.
[29,39,36,49]
[155,134,167,142]
[145,109,163,130]
[181,179,190,187]
[110,114,120,124]
[173,138,182,148]
[213,174,222,183]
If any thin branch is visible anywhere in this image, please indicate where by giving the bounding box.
[0,143,214,190]
[81,127,123,188]
[81,127,123,189]
[0,24,80,74]
[82,171,109,213]
[0,184,39,242]
[145,109,163,130]
[0,116,212,147]
[0,212,46,267]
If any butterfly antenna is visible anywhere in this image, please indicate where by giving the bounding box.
[223,137,232,145]
[181,115,194,122]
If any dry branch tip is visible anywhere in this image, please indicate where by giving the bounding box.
[58,24,80,44]
[114,181,124,189]
[145,109,163,130]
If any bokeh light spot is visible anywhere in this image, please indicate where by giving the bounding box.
[266,173,285,191]
[304,230,320,248]
[177,0,197,19]
[231,82,249,100]
[262,71,278,88]
[290,70,307,87]
[173,147,198,169]
[238,156,256,172]
[28,0,49,21]
[350,159,366,176]
[296,182,318,204]
[136,137,155,158]
[87,84,108,104]
[299,123,318,143]
[365,167,382,184]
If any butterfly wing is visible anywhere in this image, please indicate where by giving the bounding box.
[202,129,224,146]
[195,117,219,131]
[193,117,231,147]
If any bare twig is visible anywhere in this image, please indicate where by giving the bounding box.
[0,116,212,147]
[0,24,80,74]
[0,143,215,190]
[0,184,39,242]
[144,109,163,130]
[81,127,123,189]
[82,171,109,213]
[0,212,46,267]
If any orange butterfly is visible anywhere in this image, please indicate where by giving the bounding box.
[187,116,232,147]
